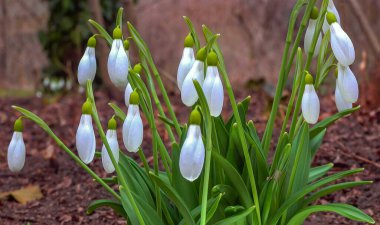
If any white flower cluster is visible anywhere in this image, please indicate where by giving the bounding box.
[302,0,358,124]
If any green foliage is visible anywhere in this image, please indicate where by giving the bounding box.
[14,1,374,225]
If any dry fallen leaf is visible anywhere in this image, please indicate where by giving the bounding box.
[0,185,43,205]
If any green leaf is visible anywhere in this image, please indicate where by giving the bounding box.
[310,106,360,138]
[183,16,201,51]
[304,181,372,206]
[116,7,123,28]
[149,172,195,225]
[287,203,375,225]
[108,102,126,121]
[308,163,333,183]
[212,151,253,208]
[88,19,112,45]
[310,128,326,157]
[87,199,127,218]
[268,168,365,225]
[213,206,255,225]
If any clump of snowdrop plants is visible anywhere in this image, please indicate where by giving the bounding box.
[8,1,375,224]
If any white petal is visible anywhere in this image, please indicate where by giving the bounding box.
[122,105,143,152]
[337,64,358,103]
[322,0,341,33]
[76,114,96,164]
[177,47,195,91]
[335,83,352,112]
[7,132,26,172]
[124,83,133,106]
[203,66,224,116]
[108,40,130,88]
[181,60,205,106]
[101,129,120,173]
[301,84,320,124]
[304,20,322,57]
[179,125,205,181]
[330,23,355,66]
[78,47,97,86]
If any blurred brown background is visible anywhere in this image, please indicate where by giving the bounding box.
[0,0,379,98]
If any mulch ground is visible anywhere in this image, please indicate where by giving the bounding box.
[0,87,379,225]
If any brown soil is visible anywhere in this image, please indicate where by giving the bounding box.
[0,88,379,225]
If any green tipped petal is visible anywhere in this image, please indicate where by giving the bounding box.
[129,91,139,105]
[207,51,218,66]
[189,109,202,125]
[133,63,142,74]
[310,6,319,20]
[14,117,23,132]
[113,27,122,39]
[108,117,117,130]
[82,99,92,115]
[184,34,194,48]
[326,12,337,25]
[87,36,96,48]
[196,47,207,61]
[305,72,314,85]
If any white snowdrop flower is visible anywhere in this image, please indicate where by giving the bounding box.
[202,52,224,117]
[8,118,26,172]
[125,64,142,106]
[181,47,207,106]
[180,109,205,182]
[122,91,143,152]
[78,37,97,86]
[304,7,322,57]
[327,12,355,66]
[177,34,195,91]
[322,0,341,33]
[301,73,320,124]
[108,27,130,88]
[102,117,120,173]
[335,81,352,112]
[76,100,96,164]
[337,64,358,103]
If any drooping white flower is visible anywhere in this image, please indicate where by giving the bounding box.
[322,0,341,33]
[301,74,320,124]
[180,109,205,182]
[335,80,352,112]
[125,64,142,106]
[101,118,119,173]
[76,100,96,164]
[8,118,26,172]
[78,37,97,86]
[122,91,143,152]
[108,28,130,88]
[337,64,358,103]
[177,34,195,91]
[327,13,355,66]
[202,52,224,117]
[304,7,322,57]
[181,47,206,106]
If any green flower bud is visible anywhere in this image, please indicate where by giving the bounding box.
[305,72,314,85]
[113,27,122,39]
[108,117,117,130]
[124,39,130,50]
[129,91,139,105]
[196,47,207,61]
[189,109,202,125]
[82,99,92,115]
[184,34,194,48]
[326,12,337,25]
[310,6,319,20]
[14,117,23,132]
[207,51,218,66]
[133,63,142,74]
[87,36,96,48]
